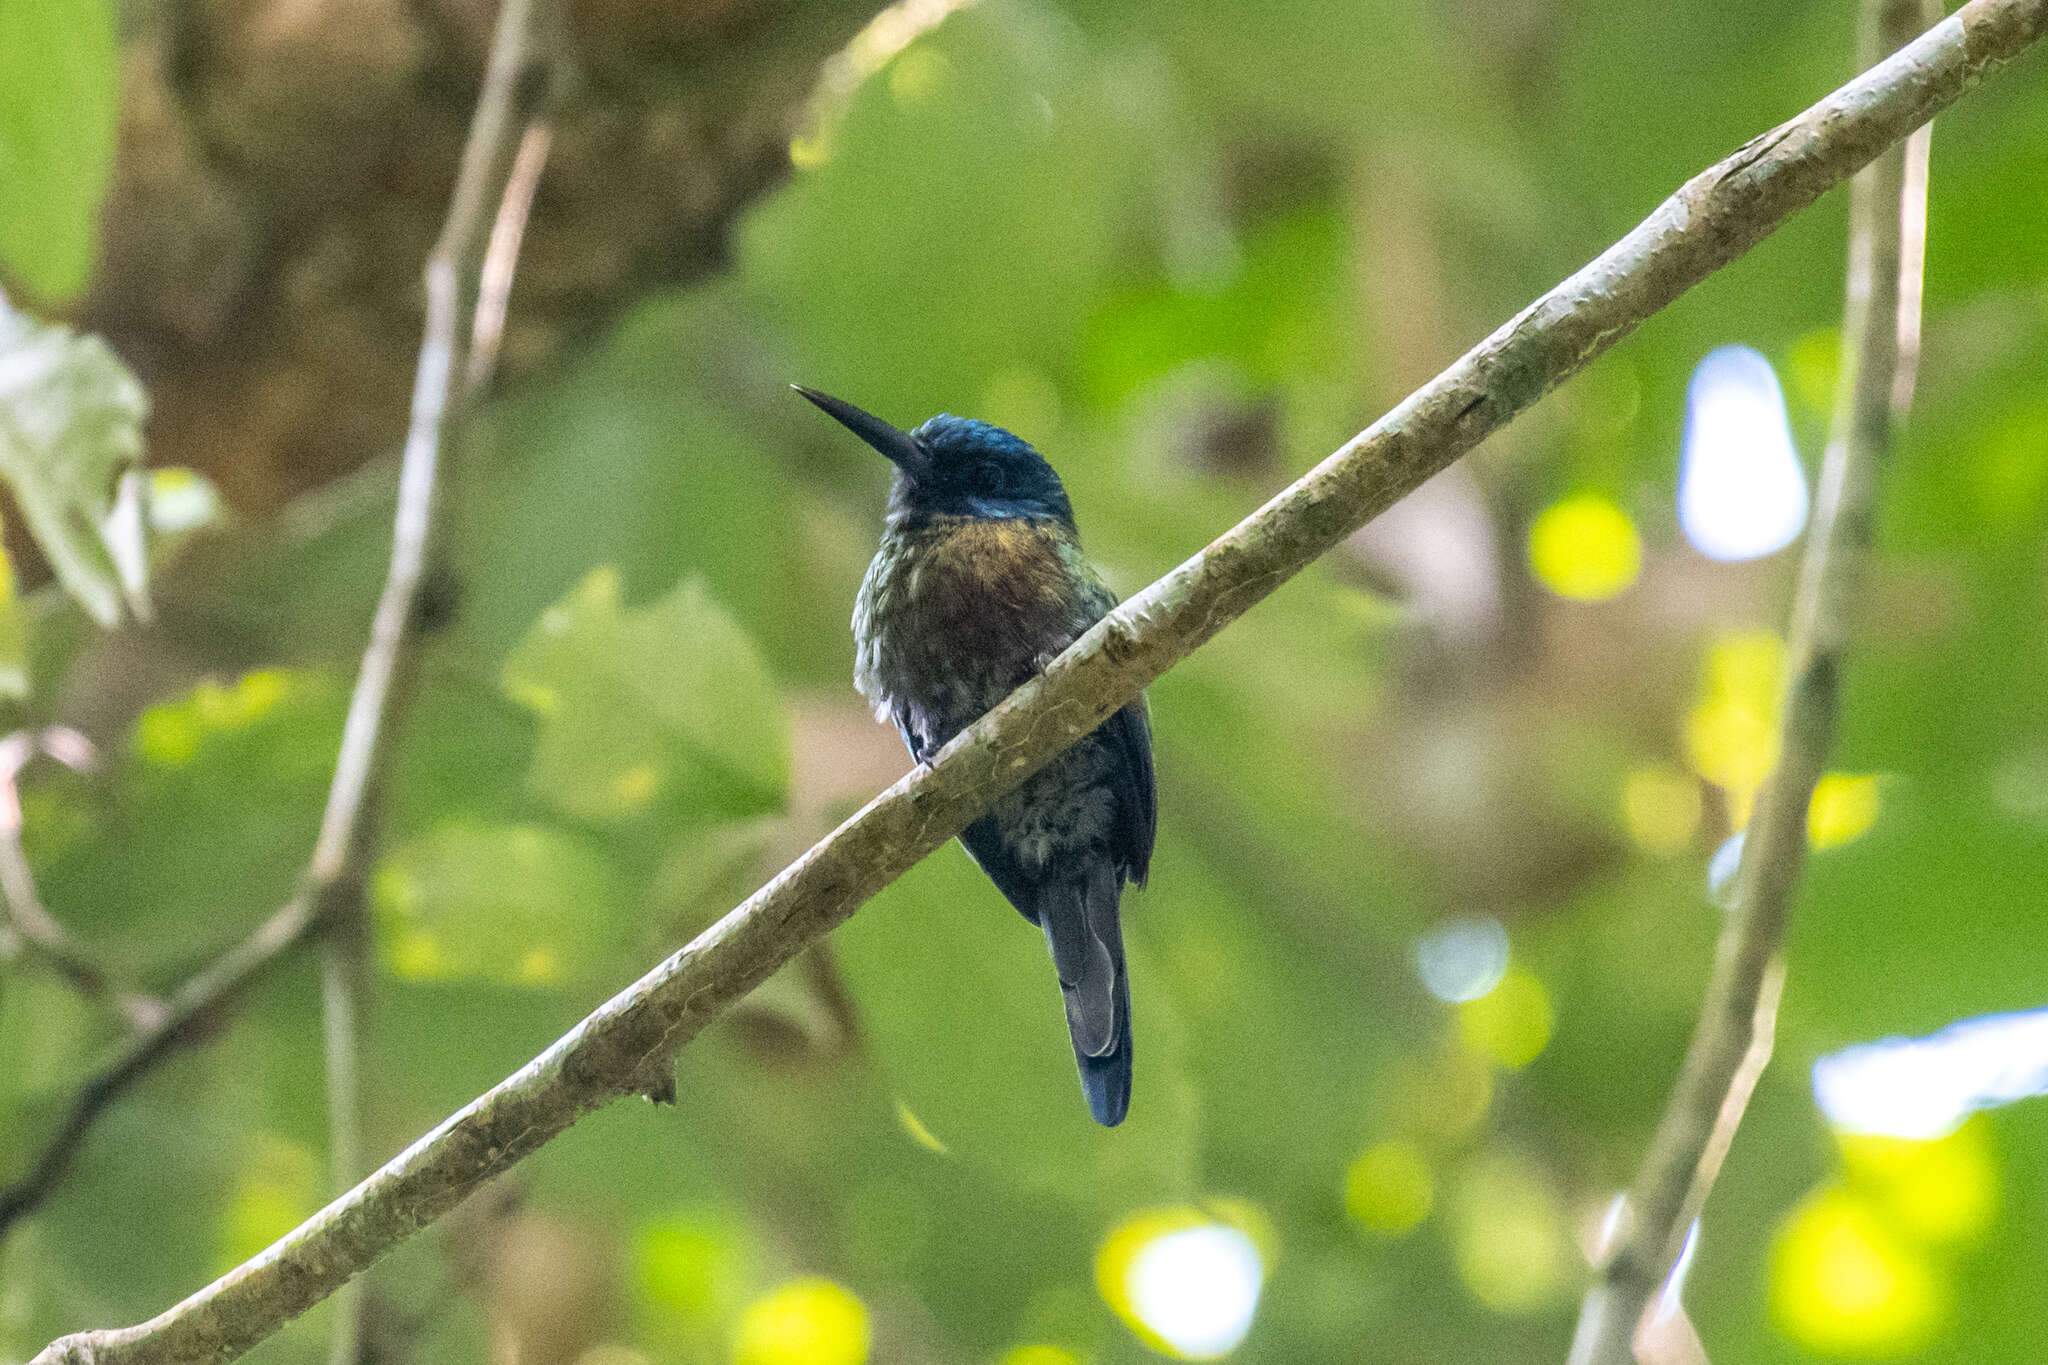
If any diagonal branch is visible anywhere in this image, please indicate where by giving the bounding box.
[31,2,2048,1361]
[1565,0,1942,1361]
[0,0,566,1245]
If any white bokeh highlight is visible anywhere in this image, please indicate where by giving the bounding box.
[1127,1224,1264,1359]
[1415,916,1511,1003]
[1813,1007,2048,1139]
[1679,346,1810,561]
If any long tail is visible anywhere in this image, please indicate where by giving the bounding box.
[1041,864,1133,1126]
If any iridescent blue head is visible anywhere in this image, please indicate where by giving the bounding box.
[794,386,1074,528]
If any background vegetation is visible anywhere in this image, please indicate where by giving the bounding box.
[1,0,2045,1362]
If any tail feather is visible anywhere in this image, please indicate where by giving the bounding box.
[1045,865,1132,1127]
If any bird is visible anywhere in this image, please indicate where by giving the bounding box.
[794,385,1156,1127]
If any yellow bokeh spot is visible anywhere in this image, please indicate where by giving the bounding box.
[1344,1140,1434,1235]
[135,669,298,766]
[1809,773,1882,850]
[1771,1188,1944,1356]
[195,669,289,730]
[505,679,560,715]
[895,1099,950,1155]
[1528,493,1641,602]
[1786,328,1843,416]
[638,1215,747,1324]
[387,926,451,982]
[1687,632,1786,819]
[1458,967,1553,1070]
[1449,1153,1567,1313]
[887,45,950,104]
[1620,765,1702,854]
[136,705,202,767]
[611,764,661,811]
[734,1278,870,1365]
[789,132,832,170]
[998,1348,1080,1365]
[515,948,562,986]
[1839,1122,1997,1247]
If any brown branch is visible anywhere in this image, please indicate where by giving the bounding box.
[322,85,557,1365]
[1564,1,1943,1361]
[28,4,2046,1361]
[0,0,566,1246]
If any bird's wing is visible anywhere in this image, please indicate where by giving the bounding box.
[1101,698,1156,887]
[958,813,1041,924]
[1068,567,1157,887]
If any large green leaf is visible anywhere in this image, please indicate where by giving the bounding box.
[503,567,789,824]
[0,0,118,300]
[0,296,147,625]
[373,820,627,989]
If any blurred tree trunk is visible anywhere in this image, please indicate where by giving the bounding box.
[76,0,885,514]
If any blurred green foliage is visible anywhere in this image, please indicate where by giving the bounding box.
[0,0,118,301]
[3,1,2048,1363]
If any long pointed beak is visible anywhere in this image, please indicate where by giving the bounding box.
[792,385,927,476]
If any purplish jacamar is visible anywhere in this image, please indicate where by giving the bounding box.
[795,386,1156,1127]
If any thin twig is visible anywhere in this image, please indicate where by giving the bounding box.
[30,5,2045,1361]
[320,938,366,1365]
[0,0,566,1246]
[0,729,163,1032]
[467,122,554,396]
[322,93,556,1365]
[1565,1,1941,1360]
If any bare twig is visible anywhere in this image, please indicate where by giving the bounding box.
[1565,1,1942,1361]
[320,938,367,1365]
[323,81,557,1365]
[29,5,2045,1361]
[0,729,162,1032]
[0,0,566,1246]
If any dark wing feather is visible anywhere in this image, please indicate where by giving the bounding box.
[958,814,1042,924]
[1100,700,1156,886]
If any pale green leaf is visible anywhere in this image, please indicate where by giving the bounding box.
[373,820,625,987]
[0,295,147,625]
[0,0,118,300]
[503,568,789,824]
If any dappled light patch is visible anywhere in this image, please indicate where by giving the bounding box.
[1097,1205,1268,1359]
[1456,967,1552,1071]
[135,670,299,768]
[1770,1188,1944,1357]
[1679,346,1808,562]
[1527,492,1640,602]
[1344,1139,1433,1236]
[733,1278,871,1365]
[1686,632,1785,825]
[1808,773,1883,850]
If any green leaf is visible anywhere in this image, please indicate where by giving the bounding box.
[503,567,789,824]
[0,0,118,300]
[0,296,148,625]
[373,820,626,988]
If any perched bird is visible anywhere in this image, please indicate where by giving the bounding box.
[795,385,1156,1127]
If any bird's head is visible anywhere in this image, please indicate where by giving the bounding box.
[794,386,1073,527]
